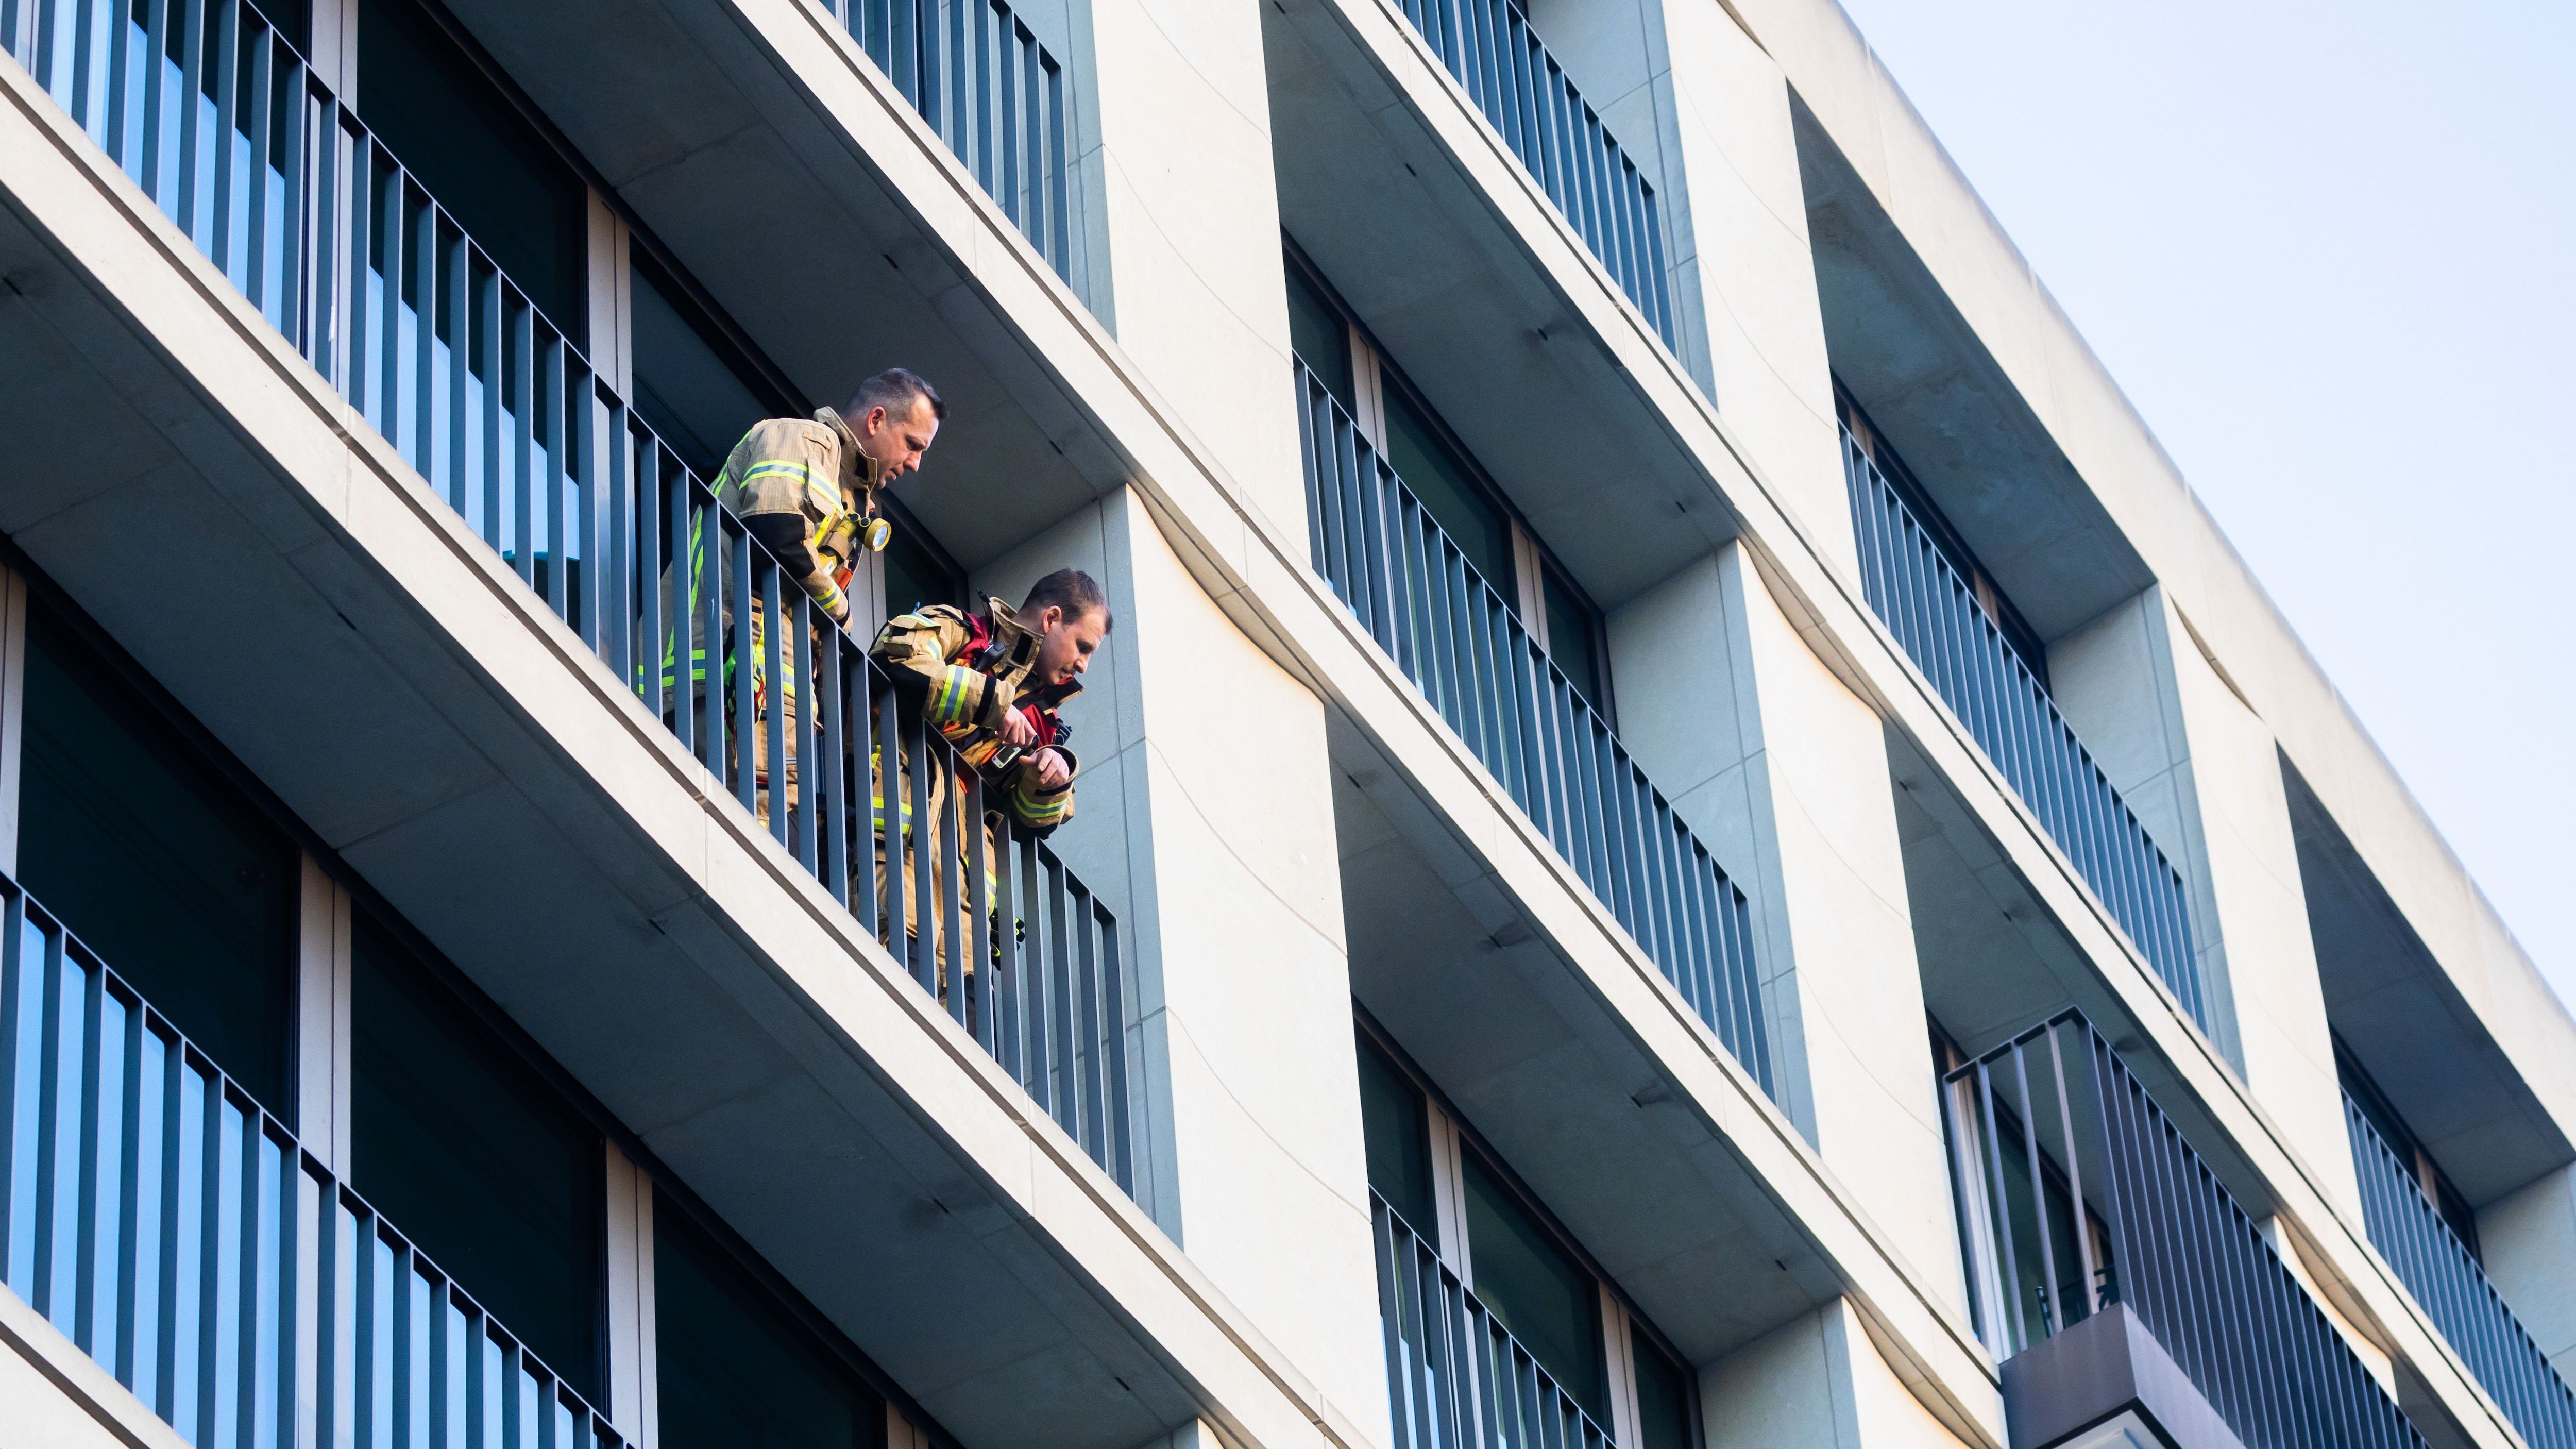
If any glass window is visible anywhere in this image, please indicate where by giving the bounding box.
[2336,1040,2480,1256]
[655,1197,884,1449]
[351,915,604,1397]
[1541,566,1608,718]
[630,250,785,480]
[359,0,587,332]
[16,600,297,1111]
[880,512,965,619]
[1384,387,1515,592]
[1356,1031,1437,1244]
[1632,1335,1693,1449]
[1285,261,1354,414]
[1463,1152,1605,1422]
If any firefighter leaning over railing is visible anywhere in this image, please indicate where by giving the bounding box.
[869,568,1113,951]
[662,368,945,820]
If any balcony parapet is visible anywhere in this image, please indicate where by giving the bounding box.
[0,874,625,1449]
[1844,428,2203,1031]
[1946,1012,2424,1449]
[1297,357,1774,1100]
[2347,1093,2576,1449]
[1389,0,1676,351]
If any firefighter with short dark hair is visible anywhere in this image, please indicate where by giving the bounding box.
[870,567,1112,945]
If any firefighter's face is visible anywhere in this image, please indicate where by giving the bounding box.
[1031,604,1109,687]
[854,397,940,480]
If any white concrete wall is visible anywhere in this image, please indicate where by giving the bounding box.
[2479,1166,2576,1386]
[1608,542,1960,1310]
[1639,0,1849,572]
[2049,588,2359,1218]
[976,488,1388,1446]
[1075,0,1307,544]
[1703,1298,1971,1449]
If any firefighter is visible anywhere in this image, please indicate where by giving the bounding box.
[869,567,1111,955]
[667,369,944,822]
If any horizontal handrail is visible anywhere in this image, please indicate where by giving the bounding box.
[821,0,1082,291]
[1393,0,1676,349]
[1297,358,1773,1101]
[2347,1093,2576,1449]
[1945,1013,2425,1449]
[1844,428,2205,1030]
[0,875,626,1449]
[6,0,1136,1195]
[1373,1192,1613,1449]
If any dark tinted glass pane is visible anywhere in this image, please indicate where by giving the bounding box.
[18,602,296,1111]
[631,252,778,480]
[359,0,586,330]
[351,917,603,1397]
[1463,1153,1604,1421]
[655,1198,882,1449]
[1355,1032,1435,1245]
[1632,1335,1692,1449]
[1285,262,1353,412]
[880,518,963,618]
[259,0,310,51]
[1384,389,1514,591]
[1542,568,1606,716]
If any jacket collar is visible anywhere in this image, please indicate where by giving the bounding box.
[817,408,885,501]
[983,597,1083,708]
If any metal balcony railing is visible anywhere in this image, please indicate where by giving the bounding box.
[1844,429,2205,1031]
[0,873,628,1449]
[5,0,1136,1196]
[2346,1093,2576,1449]
[1296,359,1773,1100]
[821,0,1082,288]
[1946,1013,2426,1449]
[1392,0,1676,349]
[1374,1192,1614,1449]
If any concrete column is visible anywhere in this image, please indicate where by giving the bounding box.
[2047,588,2360,1218]
[604,1145,659,1448]
[971,487,1387,1443]
[296,856,353,1172]
[1608,541,1961,1313]
[1069,0,1308,544]
[2479,1165,2576,1386]
[1528,0,1847,564]
[1703,1299,1968,1449]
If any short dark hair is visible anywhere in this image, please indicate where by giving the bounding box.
[1022,568,1112,631]
[843,367,945,423]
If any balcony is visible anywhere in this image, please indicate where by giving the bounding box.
[1844,429,2204,1031]
[1946,1012,2423,1449]
[0,872,628,1447]
[816,0,1086,293]
[1372,1192,1613,1449]
[1388,0,1675,350]
[3,0,1136,1195]
[1296,357,1774,1098]
[2346,1093,2576,1449]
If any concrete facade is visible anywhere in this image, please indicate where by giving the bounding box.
[0,2,2564,1449]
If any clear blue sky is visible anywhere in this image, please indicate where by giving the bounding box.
[1829,0,2576,1008]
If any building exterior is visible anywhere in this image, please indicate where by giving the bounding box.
[0,1,2568,1448]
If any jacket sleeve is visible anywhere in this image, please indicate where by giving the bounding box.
[869,610,1018,731]
[721,420,851,623]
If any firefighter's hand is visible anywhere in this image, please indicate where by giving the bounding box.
[1029,747,1072,791]
[997,711,1039,748]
